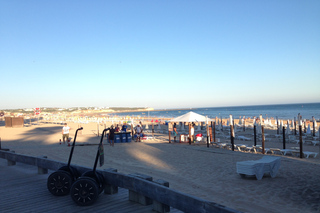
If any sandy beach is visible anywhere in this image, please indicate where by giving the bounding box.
[1,121,320,213]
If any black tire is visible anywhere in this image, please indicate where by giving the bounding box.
[70,177,99,206]
[82,171,105,194]
[58,166,80,181]
[47,171,72,196]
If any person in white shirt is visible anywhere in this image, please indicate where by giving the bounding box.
[135,125,143,142]
[62,123,71,143]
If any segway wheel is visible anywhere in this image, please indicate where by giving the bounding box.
[82,171,105,194]
[70,177,99,206]
[47,171,72,196]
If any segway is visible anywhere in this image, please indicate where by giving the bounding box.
[47,127,83,196]
[70,128,109,206]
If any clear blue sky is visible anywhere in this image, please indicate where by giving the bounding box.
[1,0,319,109]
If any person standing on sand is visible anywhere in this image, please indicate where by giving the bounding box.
[109,125,115,147]
[173,123,178,142]
[62,123,70,143]
[135,124,143,142]
[190,123,195,142]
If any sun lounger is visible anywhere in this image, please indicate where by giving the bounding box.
[245,146,257,153]
[291,151,318,158]
[280,149,294,156]
[236,136,251,141]
[303,151,318,158]
[236,144,247,152]
[236,156,281,180]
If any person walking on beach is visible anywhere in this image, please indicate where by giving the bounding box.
[173,123,178,142]
[62,123,70,143]
[109,125,115,147]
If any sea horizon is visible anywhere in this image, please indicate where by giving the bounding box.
[110,102,320,121]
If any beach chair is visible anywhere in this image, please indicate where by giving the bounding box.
[288,135,299,144]
[291,151,318,158]
[280,149,294,156]
[236,144,247,152]
[236,156,281,180]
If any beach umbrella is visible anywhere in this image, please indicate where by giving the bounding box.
[219,121,223,131]
[145,124,149,129]
[257,124,262,135]
[280,121,283,133]
[286,122,291,135]
[234,124,238,134]
[306,124,311,135]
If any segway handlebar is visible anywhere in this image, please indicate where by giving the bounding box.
[93,128,109,173]
[67,127,84,167]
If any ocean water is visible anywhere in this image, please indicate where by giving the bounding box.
[110,103,320,121]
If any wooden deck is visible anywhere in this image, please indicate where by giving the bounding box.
[0,158,182,213]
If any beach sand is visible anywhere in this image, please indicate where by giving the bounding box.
[1,121,320,213]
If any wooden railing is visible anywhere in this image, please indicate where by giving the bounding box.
[0,150,241,213]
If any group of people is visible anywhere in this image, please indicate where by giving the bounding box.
[61,121,196,146]
[171,122,196,143]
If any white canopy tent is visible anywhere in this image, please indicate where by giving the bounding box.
[170,111,213,123]
[170,111,213,143]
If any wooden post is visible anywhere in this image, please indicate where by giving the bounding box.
[152,179,170,213]
[254,125,257,146]
[276,116,279,134]
[210,121,213,142]
[312,116,315,137]
[294,117,297,135]
[261,125,265,154]
[230,115,234,151]
[213,122,216,142]
[299,119,303,158]
[104,168,118,194]
[282,126,286,149]
[129,173,153,205]
[188,124,191,145]
[168,123,172,143]
[206,123,209,148]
